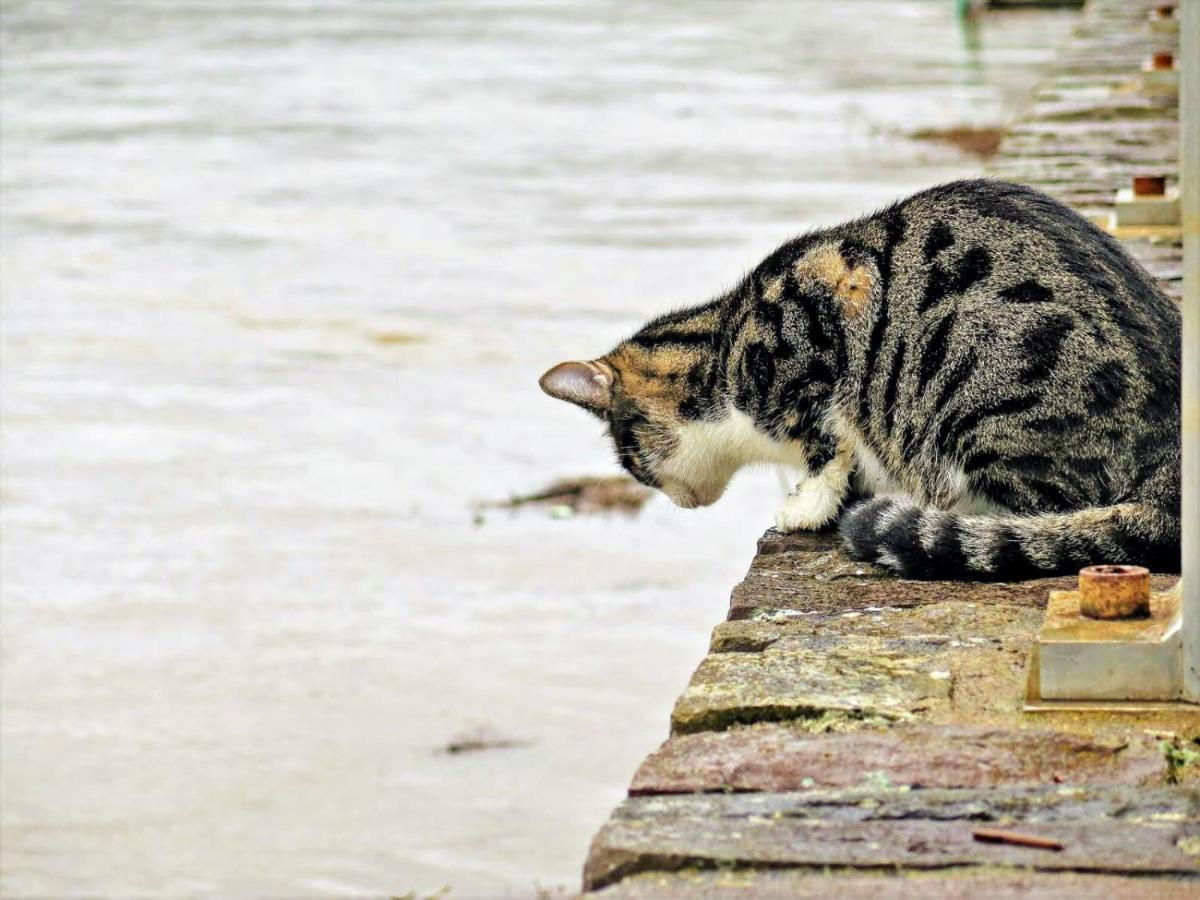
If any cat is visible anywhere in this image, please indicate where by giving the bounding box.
[539,179,1180,580]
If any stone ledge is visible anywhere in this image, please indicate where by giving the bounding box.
[630,724,1167,795]
[583,786,1200,891]
[670,633,952,735]
[586,869,1200,900]
[711,600,1041,653]
[585,873,1200,900]
[730,532,1118,621]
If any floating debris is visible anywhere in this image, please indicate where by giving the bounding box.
[909,125,1004,159]
[482,475,652,517]
[439,727,532,756]
[371,330,427,346]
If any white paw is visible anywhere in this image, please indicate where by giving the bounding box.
[775,482,841,532]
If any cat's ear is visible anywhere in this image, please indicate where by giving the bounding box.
[539,360,614,414]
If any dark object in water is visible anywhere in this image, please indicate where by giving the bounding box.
[487,475,652,516]
[439,727,532,755]
[910,126,1004,159]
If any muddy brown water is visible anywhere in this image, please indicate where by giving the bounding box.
[0,1,1072,895]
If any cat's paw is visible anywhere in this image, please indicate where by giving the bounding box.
[775,481,842,532]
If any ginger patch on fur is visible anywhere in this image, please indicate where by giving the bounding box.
[794,244,875,317]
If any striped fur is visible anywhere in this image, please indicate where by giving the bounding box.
[540,179,1181,579]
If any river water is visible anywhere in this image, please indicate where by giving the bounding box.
[0,2,1072,896]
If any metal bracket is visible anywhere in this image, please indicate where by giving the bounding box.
[1034,583,1181,701]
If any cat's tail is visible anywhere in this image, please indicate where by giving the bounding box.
[839,496,1179,580]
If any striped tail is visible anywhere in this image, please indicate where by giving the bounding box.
[838,496,1179,580]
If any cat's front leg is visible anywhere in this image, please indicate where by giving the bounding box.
[775,445,855,533]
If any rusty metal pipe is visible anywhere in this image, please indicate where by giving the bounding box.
[1078,565,1151,619]
[1132,174,1167,197]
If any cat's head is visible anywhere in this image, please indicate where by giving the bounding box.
[539,339,739,509]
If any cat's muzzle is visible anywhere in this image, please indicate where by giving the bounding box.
[661,479,722,509]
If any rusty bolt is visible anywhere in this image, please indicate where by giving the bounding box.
[1078,565,1151,619]
[1132,174,1167,197]
[1154,4,1175,18]
[1151,51,1175,70]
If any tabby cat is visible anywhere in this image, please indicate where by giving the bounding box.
[539,180,1181,580]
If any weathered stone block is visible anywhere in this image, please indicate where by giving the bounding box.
[630,724,1167,795]
[583,786,1200,891]
[670,634,951,735]
[585,869,1200,900]
[731,533,1087,620]
[711,601,1042,653]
